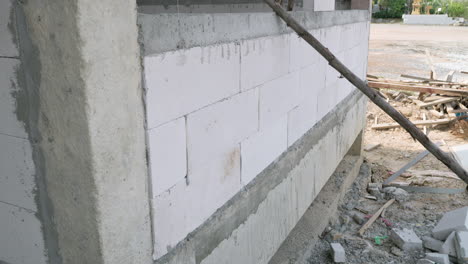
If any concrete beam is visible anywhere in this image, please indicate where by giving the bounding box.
[17,1,152,263]
[138,10,370,55]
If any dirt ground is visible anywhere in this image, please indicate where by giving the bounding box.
[307,24,468,263]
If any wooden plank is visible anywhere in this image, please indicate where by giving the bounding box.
[449,108,468,114]
[429,109,445,118]
[424,95,445,102]
[368,81,468,97]
[401,74,446,83]
[367,74,380,79]
[372,119,451,130]
[446,104,457,119]
[263,0,468,184]
[422,113,427,135]
[418,97,459,108]
[358,199,395,236]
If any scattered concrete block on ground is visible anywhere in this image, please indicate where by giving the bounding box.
[416,259,436,264]
[432,206,468,240]
[455,231,468,263]
[440,232,457,257]
[330,243,346,263]
[383,187,409,202]
[425,253,450,264]
[390,228,423,251]
[422,236,443,252]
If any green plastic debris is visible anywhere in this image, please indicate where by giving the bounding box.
[374,235,388,245]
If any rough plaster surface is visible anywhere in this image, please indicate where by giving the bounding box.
[142,12,369,259]
[0,57,27,139]
[154,91,367,264]
[138,10,369,55]
[0,0,18,57]
[19,0,152,263]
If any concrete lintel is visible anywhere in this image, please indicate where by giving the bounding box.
[138,10,370,55]
[18,1,152,263]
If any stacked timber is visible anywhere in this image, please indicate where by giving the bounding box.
[367,74,468,130]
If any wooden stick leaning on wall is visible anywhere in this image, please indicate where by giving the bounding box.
[263,0,468,184]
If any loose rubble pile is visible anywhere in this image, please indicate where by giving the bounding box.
[325,193,468,264]
[308,162,468,264]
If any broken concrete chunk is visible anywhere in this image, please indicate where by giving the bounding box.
[368,183,383,190]
[383,187,409,202]
[422,236,443,252]
[432,206,468,240]
[390,246,404,257]
[425,253,450,264]
[455,231,468,263]
[351,213,365,225]
[330,243,346,263]
[440,232,457,257]
[390,228,423,251]
[416,259,436,264]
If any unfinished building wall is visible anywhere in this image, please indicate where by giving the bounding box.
[0,1,48,264]
[139,9,370,263]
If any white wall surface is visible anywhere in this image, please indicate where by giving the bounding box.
[314,0,335,11]
[143,20,370,259]
[0,1,47,263]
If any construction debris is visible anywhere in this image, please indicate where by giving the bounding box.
[390,228,423,251]
[358,199,395,236]
[382,187,409,202]
[367,75,468,133]
[455,231,468,263]
[330,243,346,263]
[424,253,450,264]
[432,207,468,240]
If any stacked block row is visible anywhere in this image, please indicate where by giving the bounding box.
[143,21,370,258]
[0,1,48,264]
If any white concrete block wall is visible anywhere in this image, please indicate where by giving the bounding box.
[241,116,288,185]
[0,0,19,57]
[314,0,335,11]
[259,72,300,129]
[144,42,241,128]
[0,59,27,138]
[148,117,187,197]
[0,203,48,264]
[240,35,290,91]
[0,3,47,263]
[144,20,369,260]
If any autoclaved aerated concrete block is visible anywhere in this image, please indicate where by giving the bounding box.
[330,243,346,263]
[455,231,468,263]
[148,117,187,197]
[425,253,450,264]
[441,231,457,257]
[433,206,468,240]
[258,72,300,129]
[390,228,423,251]
[144,42,240,128]
[241,116,287,185]
[240,35,290,92]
